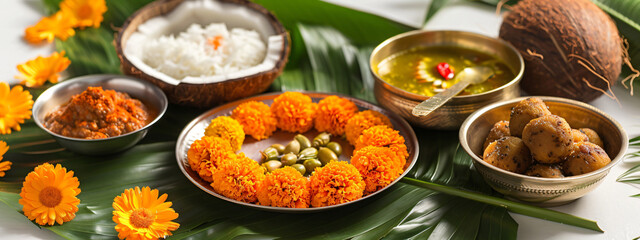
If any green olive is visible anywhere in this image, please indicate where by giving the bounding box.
[284,140,301,155]
[298,147,318,161]
[290,164,306,176]
[303,159,322,173]
[281,153,298,166]
[271,144,286,155]
[263,160,282,173]
[326,142,342,156]
[261,147,279,161]
[313,132,331,148]
[294,134,312,149]
[318,147,338,166]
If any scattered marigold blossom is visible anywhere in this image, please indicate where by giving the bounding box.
[18,163,81,225]
[231,101,277,140]
[271,92,317,133]
[355,125,409,160]
[257,167,310,208]
[16,51,71,87]
[211,153,265,203]
[112,186,180,240]
[60,0,107,29]
[309,161,365,207]
[345,110,392,145]
[187,136,235,182]
[0,82,34,134]
[204,116,244,152]
[0,141,11,177]
[351,146,405,194]
[24,11,76,44]
[314,96,358,136]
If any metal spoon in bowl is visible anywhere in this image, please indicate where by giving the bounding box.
[412,65,494,117]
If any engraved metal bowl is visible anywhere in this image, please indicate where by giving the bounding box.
[459,96,628,206]
[32,74,168,155]
[370,30,524,129]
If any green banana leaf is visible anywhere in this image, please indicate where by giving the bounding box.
[0,0,603,239]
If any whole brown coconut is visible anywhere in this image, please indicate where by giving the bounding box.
[499,0,622,102]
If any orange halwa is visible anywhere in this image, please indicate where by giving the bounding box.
[211,153,265,203]
[257,167,310,208]
[351,146,405,194]
[355,125,409,160]
[309,161,365,207]
[44,86,149,139]
[345,110,392,145]
[231,101,277,140]
[314,96,358,136]
[204,116,244,152]
[187,136,235,182]
[271,92,317,133]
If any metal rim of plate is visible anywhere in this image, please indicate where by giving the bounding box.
[175,91,419,213]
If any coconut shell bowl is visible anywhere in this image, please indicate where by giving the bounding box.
[459,96,628,206]
[115,0,290,108]
[370,30,524,130]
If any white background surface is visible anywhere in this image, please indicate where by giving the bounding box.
[1,0,639,239]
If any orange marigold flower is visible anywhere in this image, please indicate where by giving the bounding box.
[309,161,365,207]
[314,96,358,136]
[204,116,244,152]
[24,11,76,44]
[355,125,408,160]
[0,82,34,134]
[18,163,81,226]
[231,101,277,141]
[211,153,265,203]
[257,167,310,208]
[271,92,317,133]
[60,0,107,29]
[187,136,235,182]
[112,186,180,240]
[345,110,392,146]
[0,141,11,177]
[351,146,405,194]
[16,51,71,87]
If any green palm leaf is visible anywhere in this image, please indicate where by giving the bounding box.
[618,136,640,188]
[0,0,604,239]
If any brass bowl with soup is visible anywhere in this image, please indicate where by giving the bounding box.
[370,30,524,129]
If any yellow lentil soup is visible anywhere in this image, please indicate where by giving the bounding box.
[375,45,515,97]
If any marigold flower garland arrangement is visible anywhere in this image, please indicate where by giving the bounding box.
[187,91,409,208]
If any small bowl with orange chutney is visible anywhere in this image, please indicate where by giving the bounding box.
[33,75,168,155]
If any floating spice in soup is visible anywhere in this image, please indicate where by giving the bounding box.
[375,45,515,97]
[44,87,150,139]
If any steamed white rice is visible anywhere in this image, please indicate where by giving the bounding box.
[141,23,266,79]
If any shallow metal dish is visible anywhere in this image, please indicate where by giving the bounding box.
[32,74,168,155]
[175,92,419,213]
[370,30,524,129]
[459,96,628,206]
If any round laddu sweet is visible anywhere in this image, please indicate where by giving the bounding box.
[563,142,611,176]
[579,128,604,149]
[483,120,510,150]
[525,164,564,178]
[522,115,573,164]
[509,97,552,137]
[571,129,589,143]
[483,136,533,173]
